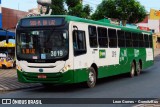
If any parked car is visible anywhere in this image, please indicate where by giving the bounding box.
[0,57,15,69]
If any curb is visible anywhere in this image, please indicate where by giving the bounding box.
[0,84,42,92]
[0,69,42,92]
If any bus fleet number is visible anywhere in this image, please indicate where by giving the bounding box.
[51,50,63,57]
[112,51,117,57]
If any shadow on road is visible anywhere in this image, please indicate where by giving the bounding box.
[28,70,151,93]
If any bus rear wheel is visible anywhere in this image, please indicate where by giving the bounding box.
[130,62,135,78]
[86,67,96,88]
[136,62,141,76]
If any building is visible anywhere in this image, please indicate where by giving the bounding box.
[136,9,160,49]
[137,9,160,33]
[137,15,160,49]
[2,7,28,30]
[0,0,28,58]
[137,15,160,33]
[0,0,2,28]
[0,6,28,42]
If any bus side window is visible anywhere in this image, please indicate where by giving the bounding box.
[88,25,98,47]
[117,30,125,47]
[73,30,87,56]
[139,34,144,47]
[144,34,149,48]
[149,35,153,48]
[98,27,108,48]
[132,33,139,48]
[125,32,132,47]
[108,29,117,48]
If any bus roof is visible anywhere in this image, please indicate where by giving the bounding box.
[21,15,152,35]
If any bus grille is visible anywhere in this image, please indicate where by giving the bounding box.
[22,73,62,82]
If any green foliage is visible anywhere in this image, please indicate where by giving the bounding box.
[50,0,92,19]
[83,4,92,17]
[91,0,147,24]
[66,0,80,8]
[67,4,83,17]
[50,0,66,15]
[65,0,92,19]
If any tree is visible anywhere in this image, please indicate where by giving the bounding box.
[50,0,66,15]
[65,0,92,19]
[91,0,147,25]
[65,0,80,8]
[83,4,92,18]
[49,0,92,18]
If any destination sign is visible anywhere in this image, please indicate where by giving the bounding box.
[20,17,65,27]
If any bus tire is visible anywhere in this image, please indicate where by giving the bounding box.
[136,62,141,76]
[130,62,135,78]
[86,67,96,88]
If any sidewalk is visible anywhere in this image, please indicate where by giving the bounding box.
[154,49,160,57]
[0,69,41,91]
[0,49,160,92]
[154,49,160,61]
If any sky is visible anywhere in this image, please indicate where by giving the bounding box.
[1,0,160,12]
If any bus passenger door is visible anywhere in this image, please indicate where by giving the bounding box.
[72,24,88,83]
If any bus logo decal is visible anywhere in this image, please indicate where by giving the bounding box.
[99,50,106,58]
[39,69,43,73]
[134,49,139,57]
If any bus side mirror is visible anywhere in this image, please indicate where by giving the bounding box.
[73,25,78,30]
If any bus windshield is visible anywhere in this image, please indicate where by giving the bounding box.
[16,29,68,63]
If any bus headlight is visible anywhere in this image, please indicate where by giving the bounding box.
[16,65,22,72]
[61,65,71,73]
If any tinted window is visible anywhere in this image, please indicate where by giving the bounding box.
[98,27,108,47]
[132,33,139,47]
[139,34,144,47]
[88,26,98,47]
[108,29,117,48]
[144,34,149,47]
[118,30,125,47]
[73,30,86,56]
[125,32,132,47]
[149,35,153,48]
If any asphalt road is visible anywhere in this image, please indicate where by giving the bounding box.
[0,57,160,107]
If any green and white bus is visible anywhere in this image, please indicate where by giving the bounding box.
[16,15,154,88]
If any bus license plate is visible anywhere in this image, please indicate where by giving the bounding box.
[38,74,47,79]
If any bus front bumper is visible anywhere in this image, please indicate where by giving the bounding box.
[17,70,74,84]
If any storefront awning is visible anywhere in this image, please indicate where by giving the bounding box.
[0,30,15,37]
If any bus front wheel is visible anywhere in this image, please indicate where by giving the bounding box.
[130,62,135,78]
[86,67,96,88]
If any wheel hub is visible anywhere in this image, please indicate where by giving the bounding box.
[89,72,95,84]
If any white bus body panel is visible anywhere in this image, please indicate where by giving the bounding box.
[17,60,65,73]
[70,21,120,70]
